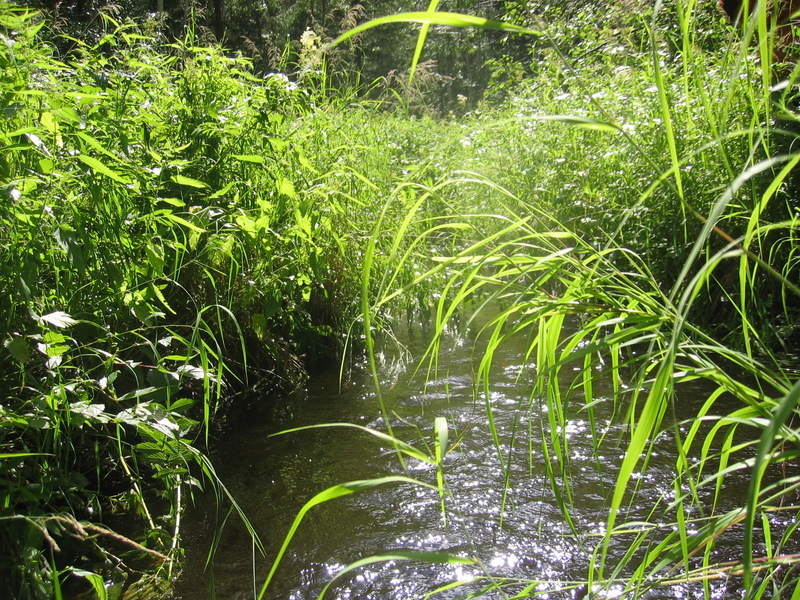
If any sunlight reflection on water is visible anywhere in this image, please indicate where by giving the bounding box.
[172,321,772,600]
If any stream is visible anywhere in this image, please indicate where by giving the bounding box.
[171,315,784,600]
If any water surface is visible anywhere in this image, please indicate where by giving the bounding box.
[172,320,780,600]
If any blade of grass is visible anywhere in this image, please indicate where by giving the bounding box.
[256,476,435,600]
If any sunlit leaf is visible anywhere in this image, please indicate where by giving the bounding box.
[161,212,207,233]
[174,364,209,380]
[77,154,129,183]
[171,174,208,188]
[209,181,237,199]
[330,11,541,47]
[69,401,111,423]
[37,311,78,328]
[39,111,57,133]
[75,132,119,160]
[232,154,265,164]
[267,137,287,152]
[277,176,297,198]
[67,566,105,594]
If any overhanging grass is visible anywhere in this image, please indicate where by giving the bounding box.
[3,0,800,598]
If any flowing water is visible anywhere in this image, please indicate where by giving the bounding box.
[172,316,787,600]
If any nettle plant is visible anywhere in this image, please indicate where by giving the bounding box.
[0,7,343,597]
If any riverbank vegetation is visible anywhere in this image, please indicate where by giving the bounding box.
[1,0,800,597]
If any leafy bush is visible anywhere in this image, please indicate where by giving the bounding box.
[0,6,374,597]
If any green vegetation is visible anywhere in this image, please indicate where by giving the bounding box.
[2,0,800,598]
[0,6,373,597]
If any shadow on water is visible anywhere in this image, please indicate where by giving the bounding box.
[171,315,798,600]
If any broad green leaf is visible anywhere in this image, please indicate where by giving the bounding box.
[296,147,316,172]
[252,313,268,338]
[267,137,287,152]
[75,132,120,160]
[264,290,281,319]
[161,212,207,233]
[209,181,237,199]
[39,111,57,134]
[57,107,81,122]
[277,176,297,198]
[77,154,129,183]
[235,214,257,235]
[147,282,175,314]
[69,401,111,423]
[43,331,66,345]
[171,174,208,189]
[232,154,265,164]
[174,364,208,380]
[117,387,158,402]
[38,158,54,174]
[4,336,31,363]
[54,226,86,274]
[158,197,185,207]
[146,243,165,273]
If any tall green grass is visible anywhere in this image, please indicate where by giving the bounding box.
[253,2,800,599]
[5,0,800,597]
[0,6,385,597]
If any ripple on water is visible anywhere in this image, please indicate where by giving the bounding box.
[172,324,795,600]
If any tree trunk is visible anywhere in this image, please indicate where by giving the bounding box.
[213,0,224,41]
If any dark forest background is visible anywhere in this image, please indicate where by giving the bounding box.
[17,0,721,111]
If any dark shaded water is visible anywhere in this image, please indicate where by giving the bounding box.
[171,320,787,600]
